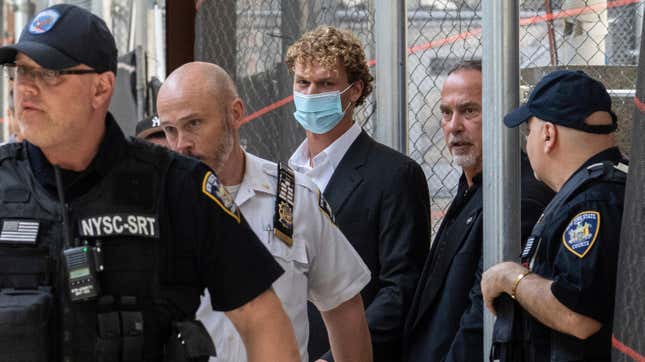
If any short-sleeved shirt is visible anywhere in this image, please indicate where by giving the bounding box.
[196,152,371,362]
[528,147,626,360]
[26,114,283,312]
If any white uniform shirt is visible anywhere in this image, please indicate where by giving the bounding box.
[196,152,371,362]
[289,122,362,192]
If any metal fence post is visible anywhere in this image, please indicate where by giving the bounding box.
[375,0,407,154]
[153,1,165,81]
[482,1,521,360]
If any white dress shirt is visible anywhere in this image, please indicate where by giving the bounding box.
[289,122,362,192]
[196,152,371,362]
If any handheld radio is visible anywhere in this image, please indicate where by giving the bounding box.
[54,165,104,302]
[63,241,104,302]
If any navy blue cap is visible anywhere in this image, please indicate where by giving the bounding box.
[504,70,617,134]
[0,4,117,73]
[135,115,163,138]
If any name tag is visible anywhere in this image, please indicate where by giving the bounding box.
[78,214,159,238]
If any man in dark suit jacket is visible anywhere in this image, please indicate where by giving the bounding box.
[402,60,554,362]
[287,26,431,362]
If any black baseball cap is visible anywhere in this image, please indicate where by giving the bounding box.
[504,70,617,134]
[136,115,163,139]
[0,4,117,73]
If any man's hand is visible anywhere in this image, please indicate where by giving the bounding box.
[481,261,529,315]
[482,262,603,340]
[226,288,300,362]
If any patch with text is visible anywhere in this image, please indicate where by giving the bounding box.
[562,211,600,258]
[78,214,159,238]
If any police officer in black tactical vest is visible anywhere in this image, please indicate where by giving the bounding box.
[481,70,628,361]
[0,4,300,362]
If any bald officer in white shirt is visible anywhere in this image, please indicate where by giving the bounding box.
[156,61,373,362]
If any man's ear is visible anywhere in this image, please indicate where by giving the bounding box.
[543,122,557,153]
[350,80,364,104]
[229,98,246,129]
[92,72,115,110]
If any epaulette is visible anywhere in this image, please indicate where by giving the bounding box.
[585,161,629,186]
[273,162,295,247]
[614,162,629,174]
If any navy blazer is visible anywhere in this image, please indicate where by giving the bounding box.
[308,130,431,362]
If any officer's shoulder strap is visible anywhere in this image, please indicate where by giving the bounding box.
[614,162,629,175]
[273,162,295,247]
[585,160,628,185]
[546,160,620,218]
[522,160,622,265]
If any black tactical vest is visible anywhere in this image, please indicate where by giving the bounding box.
[0,140,207,362]
[491,160,627,362]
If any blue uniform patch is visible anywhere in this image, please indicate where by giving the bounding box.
[202,171,240,223]
[562,211,600,258]
[29,9,60,34]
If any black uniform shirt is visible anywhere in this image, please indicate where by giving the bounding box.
[26,114,284,311]
[529,147,626,359]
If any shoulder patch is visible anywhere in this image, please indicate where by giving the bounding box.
[319,192,335,224]
[202,171,240,223]
[562,211,600,258]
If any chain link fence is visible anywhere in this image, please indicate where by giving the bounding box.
[407,1,483,230]
[1,0,623,234]
[195,0,641,234]
[110,0,133,56]
[518,0,640,157]
[407,0,641,232]
[195,0,376,162]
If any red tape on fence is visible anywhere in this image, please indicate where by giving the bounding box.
[612,335,645,362]
[240,0,641,125]
[634,96,645,113]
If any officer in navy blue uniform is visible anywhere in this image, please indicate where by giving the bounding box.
[482,70,627,361]
[0,4,300,362]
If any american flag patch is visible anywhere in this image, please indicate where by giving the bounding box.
[0,219,40,244]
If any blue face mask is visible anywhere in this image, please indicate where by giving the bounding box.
[293,84,354,134]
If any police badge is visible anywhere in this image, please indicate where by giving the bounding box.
[562,211,600,258]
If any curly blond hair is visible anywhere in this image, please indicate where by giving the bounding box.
[286,26,374,106]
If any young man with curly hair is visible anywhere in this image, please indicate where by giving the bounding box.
[286,26,432,362]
